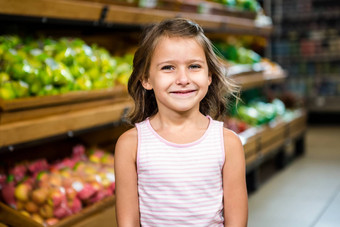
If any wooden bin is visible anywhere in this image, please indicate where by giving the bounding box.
[239,127,261,165]
[0,196,116,227]
[157,0,257,19]
[288,110,307,139]
[258,120,287,156]
[0,85,129,125]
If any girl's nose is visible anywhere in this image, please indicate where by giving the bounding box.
[175,68,190,85]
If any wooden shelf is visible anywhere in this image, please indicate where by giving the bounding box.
[231,70,286,90]
[0,100,133,147]
[0,85,128,111]
[0,196,116,227]
[307,96,340,113]
[239,109,307,168]
[0,0,273,36]
[0,0,103,21]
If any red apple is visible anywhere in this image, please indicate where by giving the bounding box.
[68,197,82,214]
[47,188,66,208]
[27,159,49,174]
[9,164,27,183]
[1,181,16,209]
[77,183,96,201]
[53,205,72,219]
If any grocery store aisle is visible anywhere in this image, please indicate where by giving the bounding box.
[248,125,340,227]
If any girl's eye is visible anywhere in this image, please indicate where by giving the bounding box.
[161,65,174,70]
[189,64,201,69]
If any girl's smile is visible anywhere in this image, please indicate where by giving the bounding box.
[169,89,198,98]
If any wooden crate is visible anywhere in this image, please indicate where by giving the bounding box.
[259,120,287,156]
[0,86,129,124]
[157,0,257,19]
[288,110,307,139]
[0,196,116,227]
[239,127,260,165]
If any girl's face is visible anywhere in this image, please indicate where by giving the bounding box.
[143,36,211,115]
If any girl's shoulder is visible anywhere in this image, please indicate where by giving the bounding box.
[222,127,240,140]
[115,127,138,160]
[116,127,138,147]
[222,127,243,155]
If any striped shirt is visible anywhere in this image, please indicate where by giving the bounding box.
[136,116,225,226]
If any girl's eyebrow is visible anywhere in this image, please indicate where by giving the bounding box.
[156,59,205,67]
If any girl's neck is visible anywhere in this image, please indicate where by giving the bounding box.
[148,112,210,144]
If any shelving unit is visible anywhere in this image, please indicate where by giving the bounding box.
[0,194,116,227]
[0,1,306,226]
[240,109,306,170]
[270,0,340,113]
[231,69,286,89]
[0,0,272,36]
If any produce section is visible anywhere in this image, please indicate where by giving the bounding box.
[0,36,132,100]
[0,145,115,226]
[0,1,307,226]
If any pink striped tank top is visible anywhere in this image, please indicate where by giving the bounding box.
[136,116,225,226]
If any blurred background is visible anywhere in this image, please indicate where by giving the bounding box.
[0,0,339,226]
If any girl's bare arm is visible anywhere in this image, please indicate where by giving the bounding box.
[114,128,140,226]
[223,128,248,227]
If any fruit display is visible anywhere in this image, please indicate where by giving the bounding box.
[214,40,262,65]
[224,117,249,133]
[235,98,286,126]
[0,35,133,100]
[0,145,115,226]
[211,0,261,13]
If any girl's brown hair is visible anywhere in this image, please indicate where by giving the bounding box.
[127,18,239,124]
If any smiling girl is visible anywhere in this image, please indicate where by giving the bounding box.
[114,18,248,226]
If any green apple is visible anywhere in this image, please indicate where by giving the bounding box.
[0,81,16,100]
[0,72,10,84]
[12,80,29,98]
[69,64,85,78]
[74,75,92,90]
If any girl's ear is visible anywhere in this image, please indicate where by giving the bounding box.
[141,78,153,90]
[208,73,212,86]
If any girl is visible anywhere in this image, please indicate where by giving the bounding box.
[115,18,248,226]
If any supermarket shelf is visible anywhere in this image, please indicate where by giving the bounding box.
[0,85,128,111]
[281,10,340,21]
[0,0,103,21]
[307,96,340,113]
[0,195,116,227]
[275,53,340,63]
[105,4,272,35]
[239,109,307,172]
[231,70,286,90]
[0,0,273,36]
[0,100,133,147]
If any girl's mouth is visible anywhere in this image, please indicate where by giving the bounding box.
[169,90,197,97]
[171,90,195,94]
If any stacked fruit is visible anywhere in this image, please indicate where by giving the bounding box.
[0,35,133,100]
[214,41,262,65]
[224,117,249,133]
[235,98,286,126]
[0,145,115,226]
[211,0,261,13]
